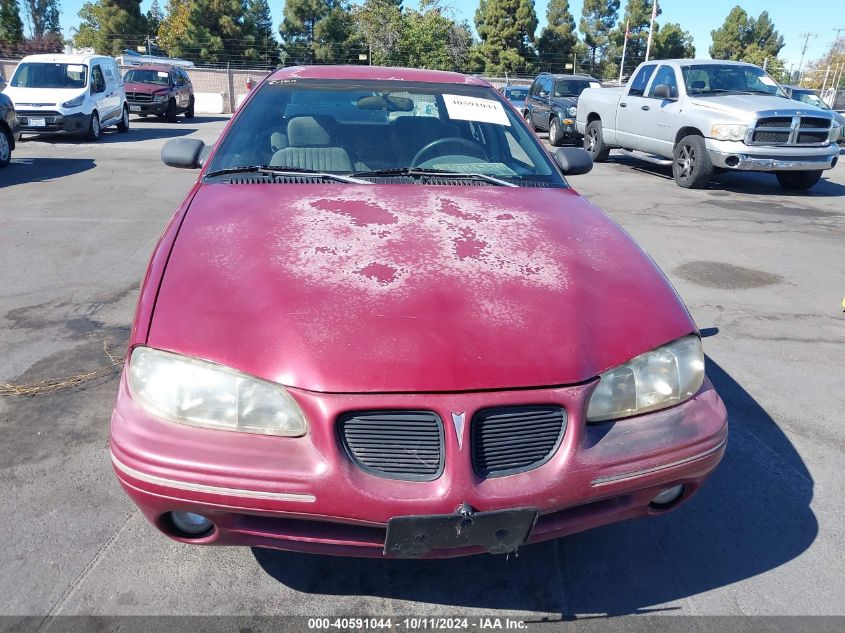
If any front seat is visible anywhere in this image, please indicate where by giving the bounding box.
[270,116,353,172]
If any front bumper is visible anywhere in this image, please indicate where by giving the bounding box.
[128,101,168,115]
[17,112,89,135]
[111,375,728,558]
[706,137,839,171]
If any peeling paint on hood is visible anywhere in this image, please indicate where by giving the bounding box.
[148,184,695,393]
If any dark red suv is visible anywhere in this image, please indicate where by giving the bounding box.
[123,65,194,122]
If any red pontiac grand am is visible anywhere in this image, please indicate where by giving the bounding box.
[111,66,727,558]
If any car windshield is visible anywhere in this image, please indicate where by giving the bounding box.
[681,64,787,97]
[11,62,88,89]
[124,69,170,85]
[553,80,592,97]
[792,90,829,110]
[207,79,562,186]
[504,87,528,100]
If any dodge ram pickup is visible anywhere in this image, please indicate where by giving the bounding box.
[576,59,841,190]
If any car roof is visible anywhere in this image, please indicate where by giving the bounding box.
[268,65,490,87]
[546,74,595,80]
[20,53,111,64]
[644,59,759,67]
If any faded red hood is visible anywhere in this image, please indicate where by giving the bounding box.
[148,184,695,393]
[124,82,168,95]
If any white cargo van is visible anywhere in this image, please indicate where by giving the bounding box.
[4,53,129,141]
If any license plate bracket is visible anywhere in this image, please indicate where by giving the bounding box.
[384,507,537,558]
[30,118,46,127]
[129,106,141,112]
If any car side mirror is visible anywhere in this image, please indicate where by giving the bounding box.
[554,147,593,176]
[161,138,206,169]
[539,91,549,99]
[653,84,676,100]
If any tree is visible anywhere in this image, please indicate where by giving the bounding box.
[184,0,253,64]
[354,0,403,66]
[0,0,24,44]
[146,0,163,33]
[400,0,471,70]
[279,0,330,64]
[610,0,660,67]
[579,0,618,72]
[244,0,276,64]
[73,0,148,56]
[474,0,538,74]
[313,1,359,63]
[710,6,783,61]
[801,37,845,90]
[536,0,577,72]
[652,22,694,60]
[23,0,60,38]
[157,0,189,56]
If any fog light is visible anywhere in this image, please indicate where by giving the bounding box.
[650,485,684,508]
[170,511,213,535]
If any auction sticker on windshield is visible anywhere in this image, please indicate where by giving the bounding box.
[443,94,510,126]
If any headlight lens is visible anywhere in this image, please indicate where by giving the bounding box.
[128,347,307,436]
[828,122,842,143]
[61,94,85,109]
[586,335,705,423]
[710,124,747,141]
[153,94,168,102]
[567,105,577,117]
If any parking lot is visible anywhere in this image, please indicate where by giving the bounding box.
[1,116,844,623]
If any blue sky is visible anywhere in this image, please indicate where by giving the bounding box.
[52,0,841,70]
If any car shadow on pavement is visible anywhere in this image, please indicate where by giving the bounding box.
[608,154,845,197]
[0,157,96,187]
[21,126,196,144]
[253,356,816,616]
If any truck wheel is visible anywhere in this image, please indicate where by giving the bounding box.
[549,117,563,147]
[673,134,712,188]
[584,120,610,162]
[775,170,822,191]
[165,99,178,123]
[185,97,195,119]
[87,112,101,142]
[117,106,130,133]
[0,127,11,168]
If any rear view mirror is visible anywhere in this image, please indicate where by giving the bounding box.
[161,138,205,169]
[357,95,414,112]
[554,147,593,176]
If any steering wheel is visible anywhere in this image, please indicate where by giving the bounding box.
[410,137,487,167]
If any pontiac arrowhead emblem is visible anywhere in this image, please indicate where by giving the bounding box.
[451,412,466,449]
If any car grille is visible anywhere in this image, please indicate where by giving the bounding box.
[749,116,832,146]
[338,411,444,481]
[16,110,63,128]
[126,92,153,102]
[472,406,566,478]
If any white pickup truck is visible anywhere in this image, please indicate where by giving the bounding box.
[575,59,841,190]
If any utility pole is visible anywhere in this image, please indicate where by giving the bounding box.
[644,0,658,62]
[619,19,630,84]
[796,32,816,78]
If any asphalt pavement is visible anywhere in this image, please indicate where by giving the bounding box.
[1,117,843,623]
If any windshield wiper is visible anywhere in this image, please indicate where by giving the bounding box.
[204,165,372,184]
[351,167,517,187]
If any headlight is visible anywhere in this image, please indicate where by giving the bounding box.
[128,347,307,436]
[61,94,85,109]
[567,105,577,117]
[586,335,705,423]
[710,124,747,141]
[153,94,168,102]
[828,122,842,143]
